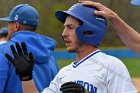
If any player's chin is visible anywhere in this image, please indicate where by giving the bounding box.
[66,47,76,53]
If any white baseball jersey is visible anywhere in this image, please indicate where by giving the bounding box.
[42,50,137,93]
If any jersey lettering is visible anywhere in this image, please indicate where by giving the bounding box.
[74,80,97,93]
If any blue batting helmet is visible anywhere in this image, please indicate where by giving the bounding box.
[0,4,39,27]
[55,3,107,47]
[0,27,8,37]
[130,0,140,5]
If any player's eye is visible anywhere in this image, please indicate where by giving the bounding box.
[67,25,74,30]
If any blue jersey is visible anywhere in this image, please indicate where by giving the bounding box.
[0,31,59,93]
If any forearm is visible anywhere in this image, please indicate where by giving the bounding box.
[22,80,38,93]
[110,14,140,56]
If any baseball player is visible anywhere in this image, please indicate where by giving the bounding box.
[6,3,137,93]
[0,27,8,44]
[79,0,140,56]
[0,4,59,93]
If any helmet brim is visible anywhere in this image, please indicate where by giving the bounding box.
[55,10,69,23]
[55,10,82,24]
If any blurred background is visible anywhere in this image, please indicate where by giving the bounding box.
[0,0,139,91]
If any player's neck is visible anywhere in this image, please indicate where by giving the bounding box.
[76,44,97,61]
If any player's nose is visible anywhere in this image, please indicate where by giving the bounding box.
[62,28,69,38]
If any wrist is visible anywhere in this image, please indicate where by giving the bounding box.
[84,88,90,93]
[84,90,89,93]
[19,74,32,81]
[109,11,119,21]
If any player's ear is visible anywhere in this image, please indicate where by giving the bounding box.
[14,22,20,31]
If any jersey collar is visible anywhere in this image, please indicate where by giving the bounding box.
[72,50,101,68]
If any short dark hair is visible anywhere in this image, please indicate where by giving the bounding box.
[20,24,37,32]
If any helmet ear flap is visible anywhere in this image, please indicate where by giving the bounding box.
[76,23,105,47]
[76,24,94,38]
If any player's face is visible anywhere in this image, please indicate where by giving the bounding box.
[7,22,16,39]
[7,22,20,39]
[62,16,84,52]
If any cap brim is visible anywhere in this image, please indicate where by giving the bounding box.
[55,11,69,23]
[130,0,140,5]
[0,17,13,22]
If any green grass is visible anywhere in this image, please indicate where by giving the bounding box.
[121,58,140,77]
[57,59,74,68]
[57,58,140,77]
